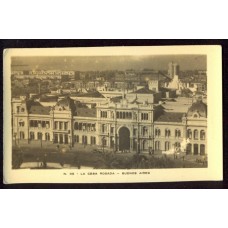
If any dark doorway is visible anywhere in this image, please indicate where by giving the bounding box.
[200,144,205,155]
[194,144,198,155]
[59,134,63,144]
[54,134,58,143]
[186,144,192,155]
[119,127,130,151]
[65,135,68,144]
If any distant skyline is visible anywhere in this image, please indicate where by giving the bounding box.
[12,55,207,71]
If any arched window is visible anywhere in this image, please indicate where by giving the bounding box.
[82,135,87,145]
[175,142,181,148]
[30,132,34,140]
[175,129,181,138]
[30,120,34,127]
[194,144,199,155]
[54,121,58,130]
[91,136,96,145]
[74,135,79,143]
[143,127,148,136]
[19,131,24,139]
[45,133,50,141]
[143,140,148,150]
[155,141,160,150]
[102,137,107,146]
[186,143,192,155]
[38,121,42,128]
[45,121,50,129]
[34,121,38,127]
[37,132,42,140]
[129,112,132,119]
[19,120,24,127]
[165,129,171,137]
[42,121,46,128]
[133,139,137,150]
[165,141,170,151]
[193,114,198,118]
[155,128,161,137]
[200,144,205,155]
[187,129,192,139]
[200,130,205,140]
[194,130,198,140]
[74,122,78,130]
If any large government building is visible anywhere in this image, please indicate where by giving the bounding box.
[12,88,207,155]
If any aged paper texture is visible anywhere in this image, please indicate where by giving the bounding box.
[3,46,222,183]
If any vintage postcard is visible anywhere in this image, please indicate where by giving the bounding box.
[3,46,223,183]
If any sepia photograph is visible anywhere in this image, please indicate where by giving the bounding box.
[3,46,222,183]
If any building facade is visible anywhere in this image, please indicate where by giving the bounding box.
[12,95,207,156]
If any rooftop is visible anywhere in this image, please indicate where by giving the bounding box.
[40,95,58,102]
[29,103,50,115]
[76,107,96,117]
[155,112,184,123]
[132,87,156,94]
[74,91,105,98]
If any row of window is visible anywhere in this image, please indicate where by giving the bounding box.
[141,113,149,120]
[73,135,96,145]
[100,111,149,120]
[54,121,68,130]
[28,132,50,140]
[148,141,206,155]
[24,131,97,145]
[117,112,133,119]
[100,111,107,118]
[53,134,69,144]
[16,131,206,155]
[133,128,181,138]
[16,106,25,113]
[74,122,96,131]
[101,125,115,134]
[29,120,50,128]
[186,144,205,155]
[154,128,206,140]
[187,129,205,140]
[16,131,51,140]
[155,141,205,155]
[155,128,181,137]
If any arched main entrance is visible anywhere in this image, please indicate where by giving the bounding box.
[119,127,130,151]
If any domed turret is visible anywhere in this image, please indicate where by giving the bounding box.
[187,100,207,118]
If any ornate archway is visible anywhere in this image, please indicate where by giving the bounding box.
[119,127,130,151]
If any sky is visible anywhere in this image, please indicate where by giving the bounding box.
[11,55,207,71]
